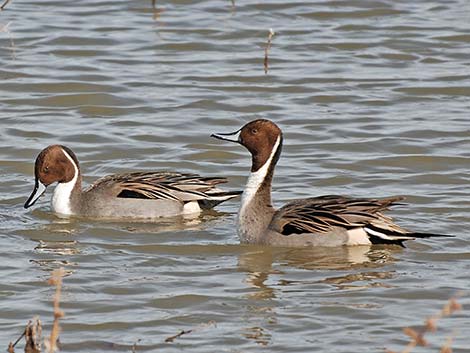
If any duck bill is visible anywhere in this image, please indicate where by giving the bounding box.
[210,128,242,144]
[24,179,47,209]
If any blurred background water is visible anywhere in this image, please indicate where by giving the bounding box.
[0,0,469,352]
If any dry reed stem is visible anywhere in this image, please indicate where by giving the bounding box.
[0,21,17,59]
[7,319,41,353]
[25,319,42,353]
[440,333,455,353]
[403,327,427,346]
[263,28,275,74]
[165,320,216,343]
[44,268,65,353]
[7,270,65,353]
[7,328,25,352]
[386,295,463,353]
[151,0,163,20]
[131,339,141,353]
[165,329,192,343]
[0,0,11,11]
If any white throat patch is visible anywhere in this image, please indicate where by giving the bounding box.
[51,149,78,216]
[239,135,281,214]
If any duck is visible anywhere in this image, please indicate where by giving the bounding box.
[24,144,241,219]
[211,119,449,247]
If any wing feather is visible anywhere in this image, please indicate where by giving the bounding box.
[85,171,238,202]
[270,195,406,236]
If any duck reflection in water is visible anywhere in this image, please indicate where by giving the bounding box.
[26,209,232,274]
[237,244,399,345]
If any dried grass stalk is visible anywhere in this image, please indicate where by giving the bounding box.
[264,28,275,74]
[25,319,42,353]
[387,295,463,353]
[165,320,216,343]
[0,0,10,11]
[440,335,454,353]
[6,269,66,353]
[131,339,141,353]
[43,268,65,353]
[0,0,11,11]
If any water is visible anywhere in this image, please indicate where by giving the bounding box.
[1,0,469,351]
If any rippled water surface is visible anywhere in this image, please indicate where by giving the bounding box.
[1,0,469,352]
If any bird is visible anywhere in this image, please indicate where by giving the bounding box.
[211,119,450,247]
[24,144,241,219]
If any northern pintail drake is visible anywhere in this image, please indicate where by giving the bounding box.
[24,145,241,219]
[212,119,449,247]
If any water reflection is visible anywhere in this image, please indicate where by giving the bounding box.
[242,326,272,347]
[1,0,469,349]
[151,0,164,21]
[237,245,399,346]
[28,224,79,275]
[34,239,79,255]
[277,246,397,271]
[22,210,234,275]
[239,245,399,280]
[119,210,230,234]
[238,246,400,306]
[28,208,230,234]
[26,209,82,233]
[319,270,396,291]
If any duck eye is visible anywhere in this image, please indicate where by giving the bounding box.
[43,166,49,174]
[251,128,258,134]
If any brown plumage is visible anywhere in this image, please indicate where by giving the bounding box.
[270,195,406,235]
[212,119,451,247]
[24,145,241,218]
[86,171,234,204]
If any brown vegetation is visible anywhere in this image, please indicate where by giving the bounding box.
[151,0,164,20]
[7,269,65,353]
[264,29,275,74]
[0,0,11,11]
[5,269,462,352]
[165,320,216,343]
[386,294,463,353]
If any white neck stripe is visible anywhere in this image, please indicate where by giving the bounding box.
[240,135,281,211]
[51,149,79,215]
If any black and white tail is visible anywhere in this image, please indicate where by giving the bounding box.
[198,190,242,209]
[364,224,452,247]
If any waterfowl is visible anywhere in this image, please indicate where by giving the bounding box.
[24,144,241,219]
[211,119,448,247]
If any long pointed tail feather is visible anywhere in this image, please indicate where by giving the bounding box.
[364,226,454,247]
[197,190,242,209]
[406,232,454,239]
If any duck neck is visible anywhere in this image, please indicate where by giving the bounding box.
[238,136,282,244]
[51,150,82,216]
